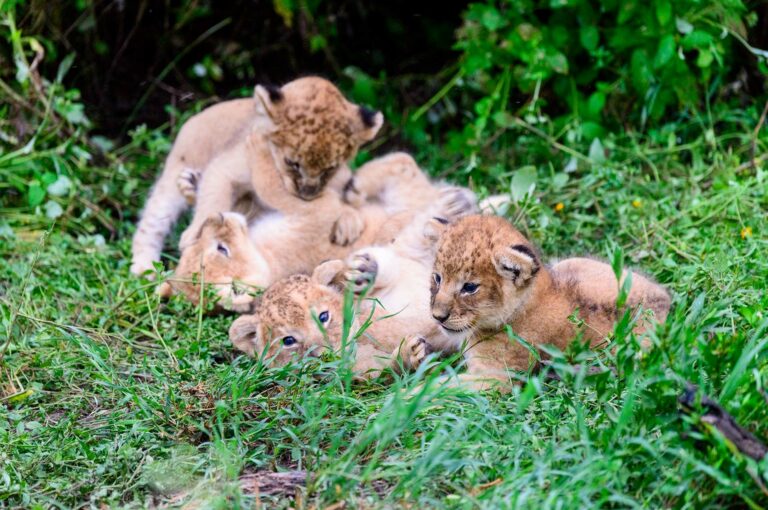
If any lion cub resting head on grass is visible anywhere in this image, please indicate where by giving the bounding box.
[228,192,477,379]
[428,215,671,391]
[131,76,383,276]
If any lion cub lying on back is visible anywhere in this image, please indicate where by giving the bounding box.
[131,76,382,276]
[160,153,476,312]
[428,215,671,391]
[228,198,474,378]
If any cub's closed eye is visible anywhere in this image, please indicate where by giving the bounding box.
[216,243,230,257]
[461,282,479,294]
[284,158,300,170]
[282,336,297,346]
[318,311,329,323]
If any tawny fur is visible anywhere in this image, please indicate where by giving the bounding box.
[429,215,671,392]
[160,153,477,313]
[228,194,477,379]
[130,76,383,276]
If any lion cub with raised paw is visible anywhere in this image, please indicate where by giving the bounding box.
[229,198,476,378]
[428,215,671,392]
[131,76,382,276]
[160,153,476,312]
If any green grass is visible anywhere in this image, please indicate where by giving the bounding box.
[2,111,768,509]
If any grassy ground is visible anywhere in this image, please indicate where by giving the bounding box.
[2,113,768,509]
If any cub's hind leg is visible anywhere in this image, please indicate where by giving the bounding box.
[131,157,189,277]
[343,152,431,208]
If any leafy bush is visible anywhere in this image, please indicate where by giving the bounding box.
[454,0,757,134]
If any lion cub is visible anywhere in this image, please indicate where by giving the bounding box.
[131,76,383,276]
[160,153,477,312]
[228,197,475,378]
[428,215,671,391]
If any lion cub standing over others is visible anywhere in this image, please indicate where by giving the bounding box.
[161,153,475,312]
[130,76,383,276]
[428,215,671,391]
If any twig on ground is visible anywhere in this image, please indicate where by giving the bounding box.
[679,384,768,461]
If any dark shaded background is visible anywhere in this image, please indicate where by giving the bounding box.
[21,0,468,137]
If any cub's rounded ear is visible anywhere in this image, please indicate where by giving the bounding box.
[492,244,540,287]
[254,84,284,119]
[423,217,450,246]
[355,106,384,142]
[311,260,346,291]
[229,314,261,356]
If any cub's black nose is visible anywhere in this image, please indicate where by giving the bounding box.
[432,311,450,323]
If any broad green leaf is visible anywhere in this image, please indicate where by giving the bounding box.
[676,17,694,34]
[47,175,71,196]
[44,200,63,219]
[630,49,653,93]
[580,25,599,52]
[548,51,569,74]
[656,0,672,26]
[589,138,606,164]
[696,49,714,68]
[587,91,606,118]
[654,34,676,68]
[511,165,537,202]
[481,7,505,31]
[28,183,45,207]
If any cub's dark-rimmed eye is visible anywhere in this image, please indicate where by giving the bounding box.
[282,336,297,346]
[433,273,442,285]
[318,311,329,323]
[284,158,300,171]
[216,243,230,257]
[461,282,479,295]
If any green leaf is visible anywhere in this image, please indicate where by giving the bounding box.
[481,7,505,31]
[589,138,606,164]
[675,17,694,34]
[587,91,606,118]
[696,49,714,68]
[548,51,569,74]
[655,0,672,26]
[654,34,676,68]
[511,165,537,202]
[28,183,45,207]
[580,25,599,52]
[682,30,713,50]
[44,200,63,219]
[47,175,71,197]
[630,49,653,93]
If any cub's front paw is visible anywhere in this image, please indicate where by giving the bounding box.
[437,187,477,220]
[342,178,367,208]
[400,335,433,369]
[177,167,201,205]
[331,209,364,246]
[344,252,378,294]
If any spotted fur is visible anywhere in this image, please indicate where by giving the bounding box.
[131,76,383,276]
[429,215,672,392]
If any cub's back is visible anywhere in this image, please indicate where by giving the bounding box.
[171,97,256,170]
[552,257,670,332]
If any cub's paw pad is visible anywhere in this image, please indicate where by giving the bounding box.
[437,187,477,219]
[331,210,364,246]
[403,335,433,368]
[345,252,378,293]
[221,290,256,314]
[178,167,201,205]
[342,179,367,208]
